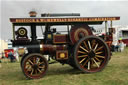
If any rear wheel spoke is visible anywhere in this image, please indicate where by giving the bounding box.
[83,41,89,50]
[88,41,92,50]
[96,46,103,52]
[94,44,98,51]
[92,40,96,49]
[80,46,88,53]
[96,55,105,59]
[88,61,90,70]
[78,55,88,58]
[83,59,88,67]
[79,57,86,64]
[96,52,103,55]
[92,58,100,68]
[94,57,101,62]
[78,50,86,54]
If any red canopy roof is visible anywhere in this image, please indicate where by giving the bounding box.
[10,17,120,23]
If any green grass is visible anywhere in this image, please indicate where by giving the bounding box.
[0,47,128,85]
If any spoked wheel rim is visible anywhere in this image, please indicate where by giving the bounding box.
[22,53,48,79]
[74,36,110,73]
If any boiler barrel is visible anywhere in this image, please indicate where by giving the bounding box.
[41,13,80,17]
[26,44,67,54]
[40,44,67,54]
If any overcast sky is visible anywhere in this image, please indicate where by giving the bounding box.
[0,0,128,40]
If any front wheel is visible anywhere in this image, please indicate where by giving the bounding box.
[21,53,48,79]
[74,36,110,73]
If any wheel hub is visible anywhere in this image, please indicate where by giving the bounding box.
[88,50,95,58]
[79,33,84,38]
[32,64,38,69]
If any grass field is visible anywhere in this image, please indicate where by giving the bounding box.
[0,47,128,85]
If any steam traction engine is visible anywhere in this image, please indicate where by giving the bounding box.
[10,12,120,79]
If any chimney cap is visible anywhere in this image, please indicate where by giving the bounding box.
[29,11,37,17]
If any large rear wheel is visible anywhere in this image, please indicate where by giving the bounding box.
[21,53,48,79]
[68,58,78,69]
[74,36,110,73]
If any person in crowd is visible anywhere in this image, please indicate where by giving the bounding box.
[14,50,19,62]
[0,53,2,63]
[8,51,15,62]
[119,40,125,52]
[112,33,119,52]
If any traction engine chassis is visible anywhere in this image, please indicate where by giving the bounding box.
[10,13,120,79]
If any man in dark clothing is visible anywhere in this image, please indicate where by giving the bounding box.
[8,52,15,62]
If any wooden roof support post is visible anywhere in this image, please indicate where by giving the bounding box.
[12,24,15,40]
[110,21,113,28]
[105,21,108,41]
[67,25,70,35]
[31,24,37,40]
[105,21,107,33]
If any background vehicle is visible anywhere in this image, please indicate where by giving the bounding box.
[4,49,14,58]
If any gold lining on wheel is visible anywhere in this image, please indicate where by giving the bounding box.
[19,29,26,36]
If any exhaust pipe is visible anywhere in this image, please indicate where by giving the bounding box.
[41,13,80,17]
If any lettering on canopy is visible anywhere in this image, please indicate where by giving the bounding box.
[10,17,120,23]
